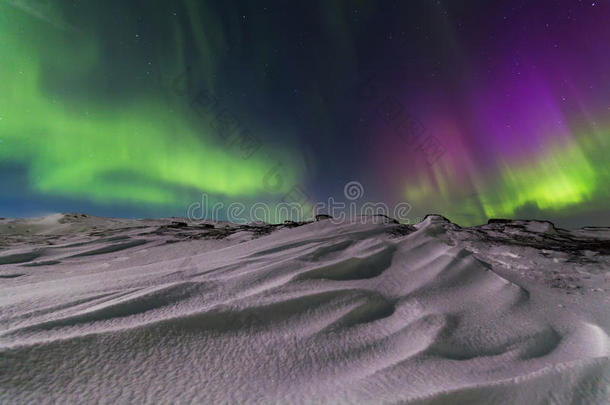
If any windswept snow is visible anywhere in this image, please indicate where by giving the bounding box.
[0,214,608,404]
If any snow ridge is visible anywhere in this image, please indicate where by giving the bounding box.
[0,214,608,404]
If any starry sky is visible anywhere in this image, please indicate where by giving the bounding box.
[1,0,609,227]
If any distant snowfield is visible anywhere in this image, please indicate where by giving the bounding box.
[0,214,608,404]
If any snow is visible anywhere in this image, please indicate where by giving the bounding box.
[0,214,608,404]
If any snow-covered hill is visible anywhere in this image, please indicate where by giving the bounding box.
[0,214,608,404]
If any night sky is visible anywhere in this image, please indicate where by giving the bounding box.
[1,0,609,227]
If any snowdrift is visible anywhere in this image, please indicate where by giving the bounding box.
[0,214,608,404]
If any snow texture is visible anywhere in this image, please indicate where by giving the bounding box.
[0,214,608,404]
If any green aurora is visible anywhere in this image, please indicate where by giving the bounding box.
[0,2,301,213]
[0,1,608,227]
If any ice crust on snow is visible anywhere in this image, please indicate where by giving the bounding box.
[0,214,608,404]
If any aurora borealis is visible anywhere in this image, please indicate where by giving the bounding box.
[0,0,302,216]
[1,0,609,227]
